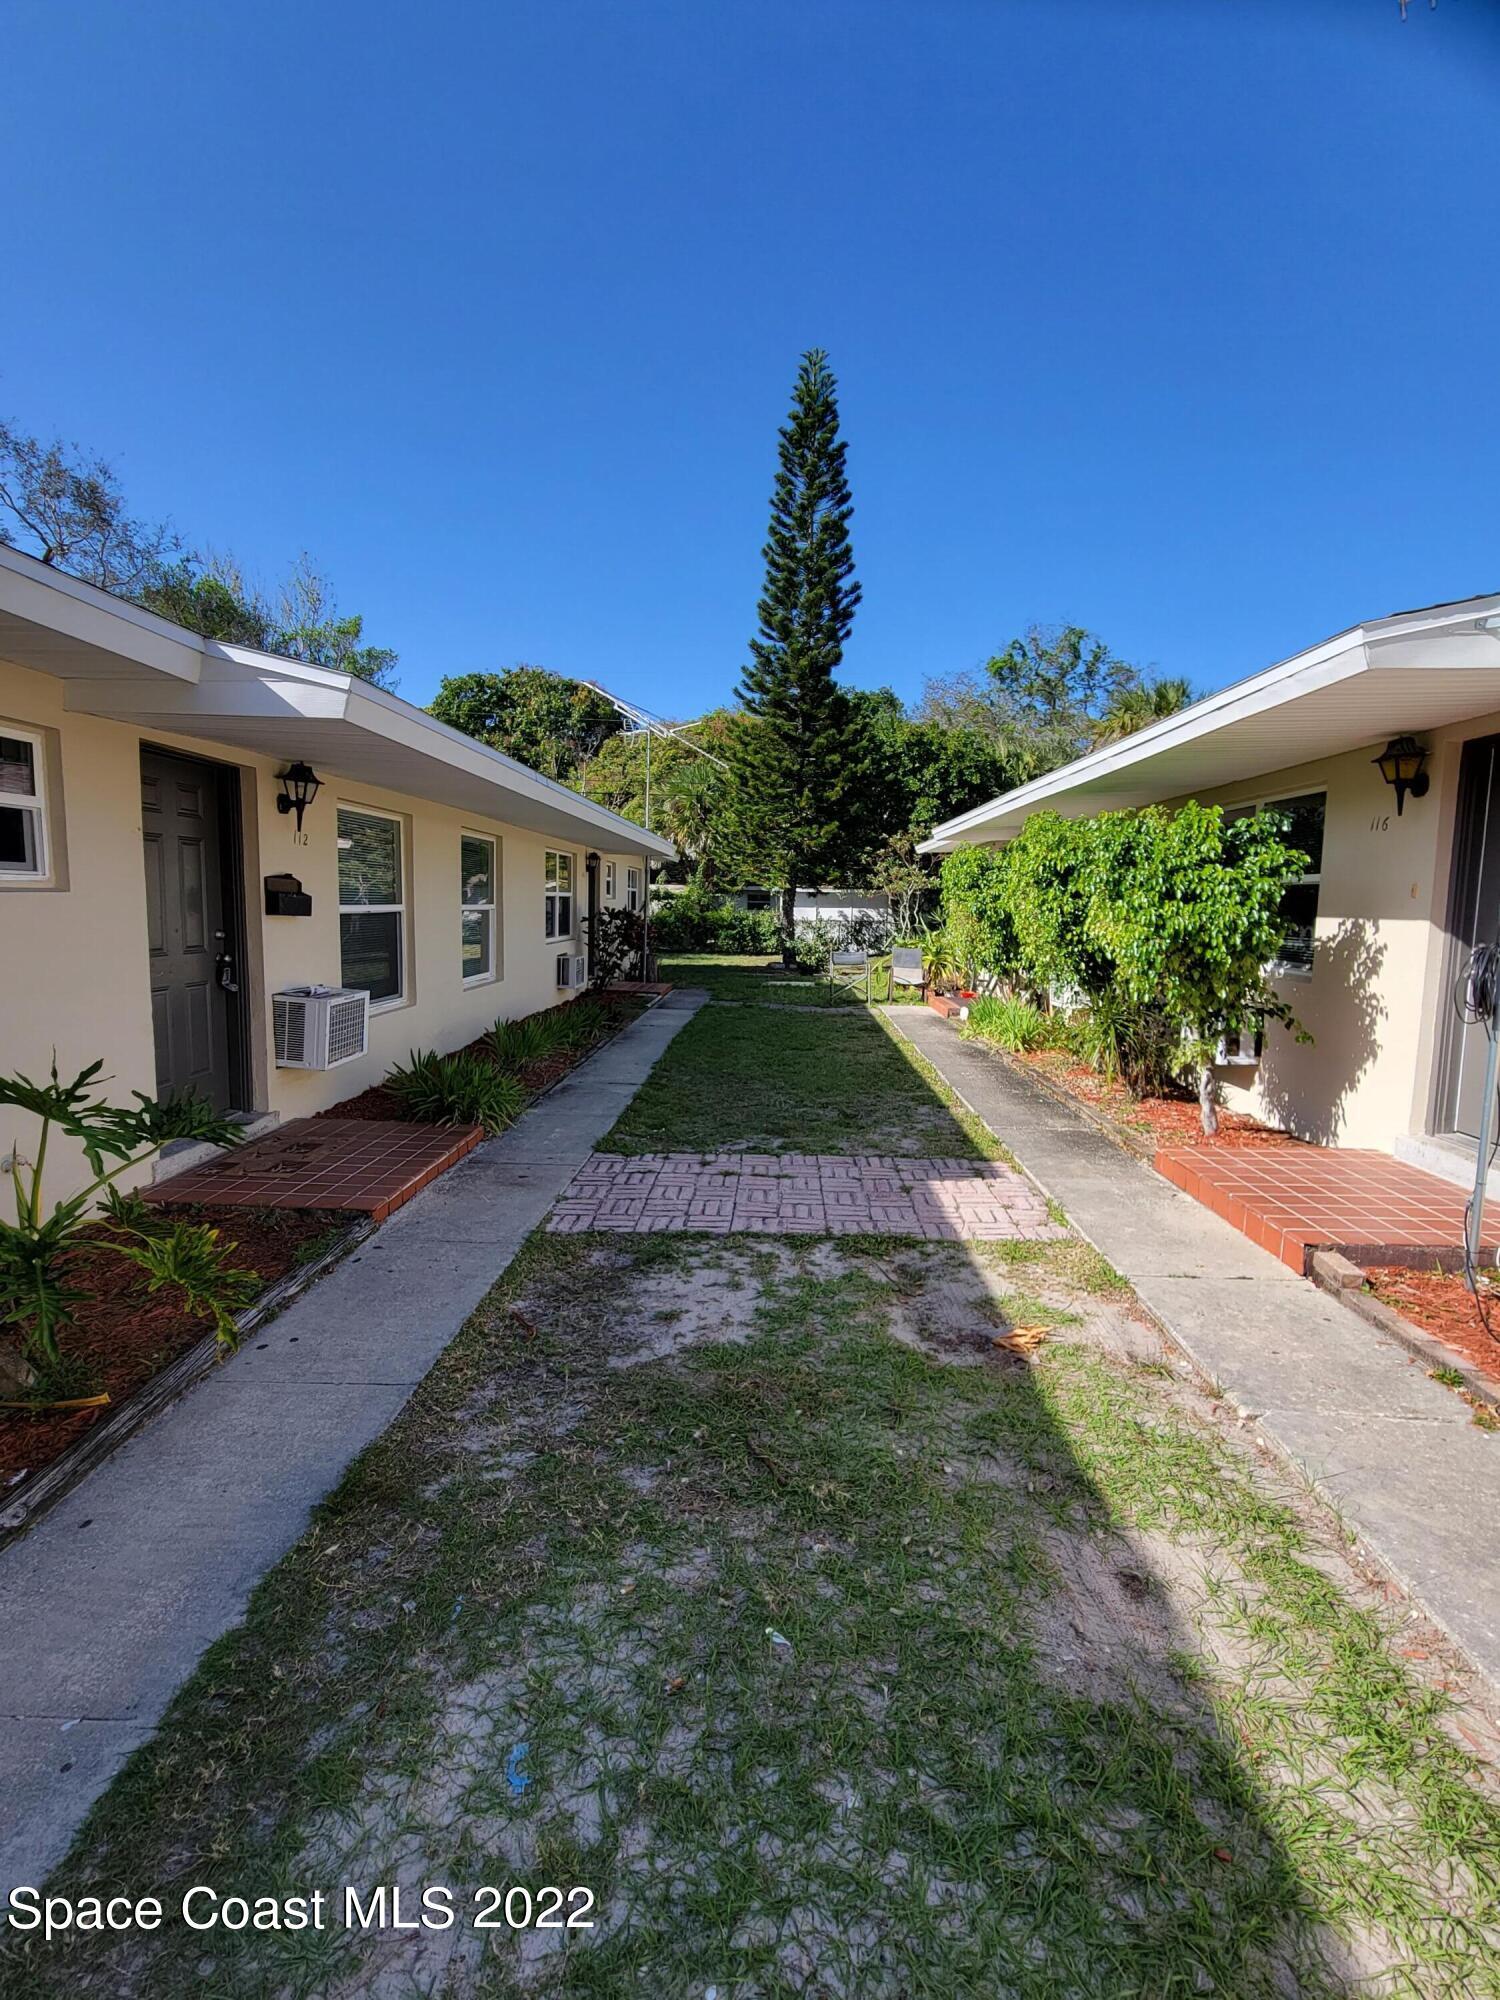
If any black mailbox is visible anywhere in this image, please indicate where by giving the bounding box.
[264,872,313,917]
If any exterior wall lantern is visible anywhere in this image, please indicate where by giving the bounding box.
[276,761,323,832]
[1373,736,1430,816]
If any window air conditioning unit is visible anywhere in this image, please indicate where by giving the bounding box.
[556,952,588,990]
[273,985,370,1069]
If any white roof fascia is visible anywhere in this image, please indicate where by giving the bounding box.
[919,639,1370,851]
[66,647,675,861]
[0,543,204,684]
[337,672,677,861]
[201,646,674,855]
[0,546,674,859]
[920,595,1500,854]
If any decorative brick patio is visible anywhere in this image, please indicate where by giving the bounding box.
[144,1118,482,1221]
[546,1152,1065,1240]
[1156,1144,1500,1273]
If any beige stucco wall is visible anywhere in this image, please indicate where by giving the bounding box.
[0,655,652,1206]
[1160,712,1500,1150]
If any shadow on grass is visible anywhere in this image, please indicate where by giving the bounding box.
[7,1029,1498,2000]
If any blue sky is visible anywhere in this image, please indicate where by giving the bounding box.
[3,0,1497,715]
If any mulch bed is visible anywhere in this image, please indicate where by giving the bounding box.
[0,1205,347,1491]
[1365,1265,1500,1387]
[316,996,648,1124]
[1013,1047,1296,1149]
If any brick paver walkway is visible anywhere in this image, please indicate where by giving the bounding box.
[547,1152,1065,1241]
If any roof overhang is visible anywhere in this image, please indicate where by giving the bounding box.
[919,594,1500,851]
[66,654,676,858]
[0,544,204,687]
[0,544,674,860]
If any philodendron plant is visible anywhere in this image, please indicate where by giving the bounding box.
[0,1060,259,1399]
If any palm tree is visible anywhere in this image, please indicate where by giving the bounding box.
[1093,676,1194,744]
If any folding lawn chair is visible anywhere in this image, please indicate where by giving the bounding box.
[890,946,925,998]
[827,947,871,1004]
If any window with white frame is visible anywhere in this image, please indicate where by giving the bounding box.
[626,865,642,913]
[604,859,617,900]
[461,832,498,983]
[338,804,406,1003]
[544,850,575,938]
[1223,790,1324,973]
[0,727,49,881]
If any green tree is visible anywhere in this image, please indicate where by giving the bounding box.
[429,667,621,784]
[1084,802,1309,1130]
[140,550,399,688]
[846,688,1017,853]
[941,804,1309,1129]
[724,350,863,935]
[138,562,274,647]
[1094,675,1195,743]
[267,554,399,689]
[582,710,737,881]
[918,627,1192,779]
[0,418,180,593]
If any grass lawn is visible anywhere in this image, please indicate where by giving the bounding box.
[604,994,997,1159]
[658,954,928,1011]
[11,989,1500,1999]
[657,954,848,1008]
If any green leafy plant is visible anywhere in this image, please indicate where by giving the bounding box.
[386,1050,526,1135]
[919,925,964,992]
[962,996,1060,1054]
[789,919,838,974]
[586,906,644,987]
[938,846,1022,991]
[0,1060,258,1387]
[489,1013,559,1069]
[940,803,1312,1128]
[555,997,608,1048]
[1061,998,1177,1091]
[648,887,781,954]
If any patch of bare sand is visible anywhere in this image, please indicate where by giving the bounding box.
[144,1235,1500,1999]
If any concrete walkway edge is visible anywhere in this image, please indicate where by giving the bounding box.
[884,1004,1500,1697]
[0,992,706,1896]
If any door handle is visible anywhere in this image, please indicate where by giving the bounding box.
[214,935,239,994]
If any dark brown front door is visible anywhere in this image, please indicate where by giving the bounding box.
[141,748,237,1111]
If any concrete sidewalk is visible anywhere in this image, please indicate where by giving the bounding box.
[0,992,704,1896]
[886,1005,1500,1694]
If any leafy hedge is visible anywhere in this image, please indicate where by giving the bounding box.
[941,804,1311,1120]
[649,887,783,954]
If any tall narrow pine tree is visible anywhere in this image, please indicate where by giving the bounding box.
[727,349,862,940]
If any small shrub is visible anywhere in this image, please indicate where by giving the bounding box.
[962,996,1057,1054]
[489,1015,556,1069]
[386,1050,526,1134]
[920,925,965,992]
[650,888,781,954]
[0,1060,258,1383]
[555,997,607,1048]
[1063,999,1177,1093]
[830,909,895,953]
[789,919,838,974]
[586,906,643,985]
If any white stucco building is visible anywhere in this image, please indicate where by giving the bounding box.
[0,547,672,1203]
[921,592,1500,1186]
